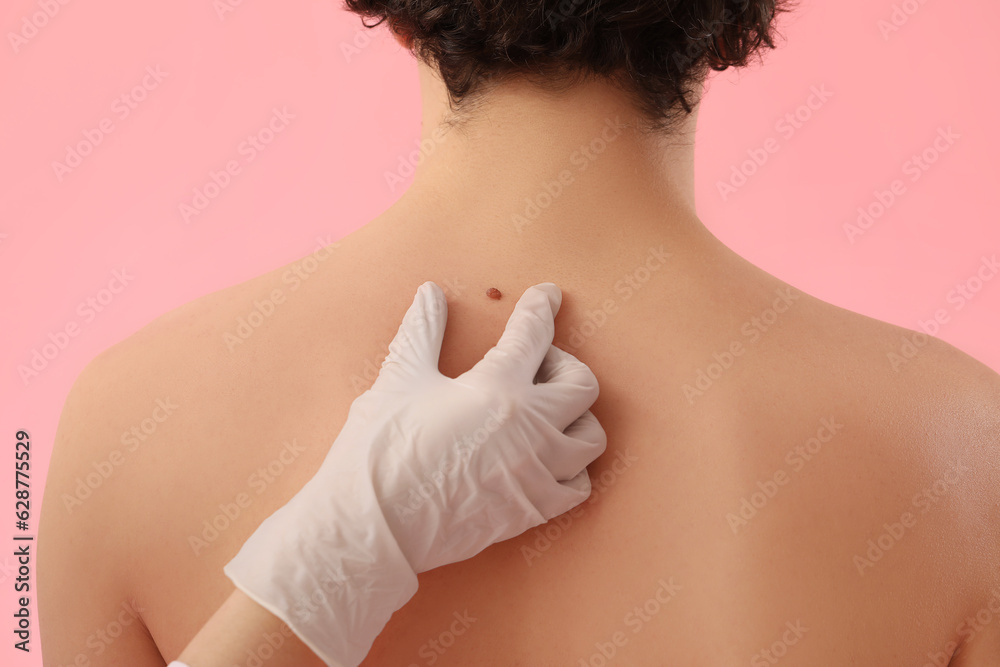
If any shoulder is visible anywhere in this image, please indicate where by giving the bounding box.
[37,325,196,663]
[801,290,1000,422]
[36,257,307,662]
[39,245,342,509]
[39,239,365,659]
[740,277,1000,507]
[42,233,358,534]
[785,287,1000,538]
[743,284,1000,609]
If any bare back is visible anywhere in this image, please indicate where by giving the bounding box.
[39,211,1000,666]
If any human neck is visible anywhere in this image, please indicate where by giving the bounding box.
[386,63,713,253]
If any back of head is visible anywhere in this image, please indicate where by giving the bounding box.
[344,0,792,132]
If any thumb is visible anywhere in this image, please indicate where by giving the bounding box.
[374,281,448,387]
[460,283,561,385]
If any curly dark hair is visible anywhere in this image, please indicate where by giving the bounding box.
[342,0,793,132]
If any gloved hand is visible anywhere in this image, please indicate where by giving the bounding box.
[223,281,606,667]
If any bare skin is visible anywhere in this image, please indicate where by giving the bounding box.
[39,56,1000,667]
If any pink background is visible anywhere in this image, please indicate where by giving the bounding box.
[2,0,997,664]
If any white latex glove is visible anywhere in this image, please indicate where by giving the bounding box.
[223,281,606,667]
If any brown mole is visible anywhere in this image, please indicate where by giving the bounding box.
[486,287,502,300]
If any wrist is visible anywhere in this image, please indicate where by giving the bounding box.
[224,466,419,666]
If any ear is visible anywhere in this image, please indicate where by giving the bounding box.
[389,20,415,50]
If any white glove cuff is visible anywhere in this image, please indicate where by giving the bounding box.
[224,471,419,667]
